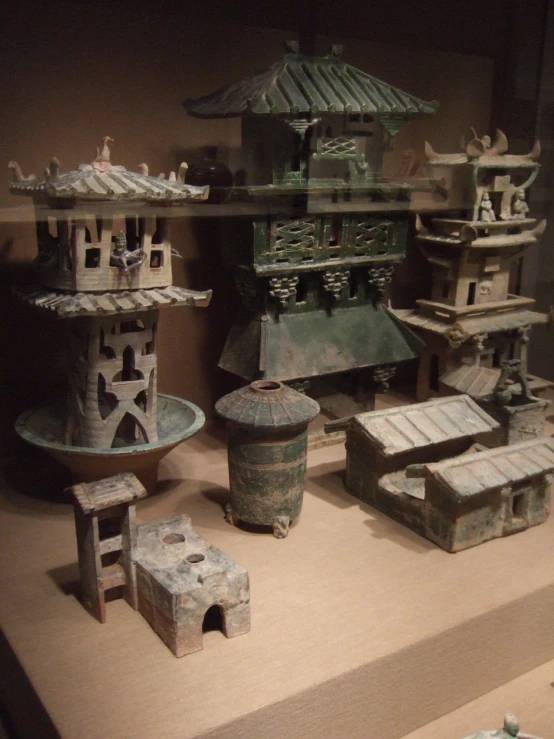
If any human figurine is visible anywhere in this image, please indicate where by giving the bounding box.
[479,192,496,222]
[109,231,147,271]
[511,189,529,219]
[466,128,508,159]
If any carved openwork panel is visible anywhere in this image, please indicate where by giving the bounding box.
[314,136,358,160]
[274,218,315,252]
[352,219,391,255]
[256,217,319,266]
[67,314,159,449]
[36,211,172,293]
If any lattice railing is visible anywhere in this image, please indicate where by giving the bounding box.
[353,219,391,254]
[274,219,316,252]
[315,136,358,160]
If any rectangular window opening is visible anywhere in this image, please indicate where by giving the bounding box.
[329,215,342,247]
[349,273,358,299]
[85,247,101,268]
[467,282,477,306]
[98,516,123,541]
[512,493,525,520]
[295,278,307,304]
[150,250,163,268]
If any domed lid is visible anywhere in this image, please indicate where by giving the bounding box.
[215,380,319,429]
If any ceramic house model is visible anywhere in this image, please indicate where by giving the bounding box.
[10,138,211,475]
[395,129,550,405]
[184,42,437,401]
[337,395,554,552]
[71,473,251,657]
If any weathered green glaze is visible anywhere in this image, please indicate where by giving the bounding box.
[184,43,436,388]
[228,428,307,525]
[215,381,319,538]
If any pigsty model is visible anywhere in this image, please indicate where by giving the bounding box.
[328,395,554,552]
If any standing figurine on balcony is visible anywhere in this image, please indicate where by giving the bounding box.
[395,129,551,444]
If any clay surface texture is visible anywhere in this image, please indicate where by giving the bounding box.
[70,474,250,656]
[185,43,433,402]
[340,395,554,551]
[395,129,551,424]
[10,137,211,488]
[134,515,251,657]
[216,380,319,537]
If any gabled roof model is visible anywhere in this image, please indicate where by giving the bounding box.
[353,394,498,455]
[184,42,438,119]
[425,437,554,499]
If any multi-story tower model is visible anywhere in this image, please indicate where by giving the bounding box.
[184,42,437,400]
[396,129,549,411]
[10,137,211,454]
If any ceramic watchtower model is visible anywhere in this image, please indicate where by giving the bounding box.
[70,473,251,657]
[216,381,320,537]
[395,129,552,446]
[184,42,437,413]
[10,138,211,491]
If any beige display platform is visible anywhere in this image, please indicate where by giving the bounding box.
[1,390,554,739]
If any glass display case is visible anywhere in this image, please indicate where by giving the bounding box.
[0,1,553,737]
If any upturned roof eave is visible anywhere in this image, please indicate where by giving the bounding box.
[183,101,438,120]
[183,52,438,120]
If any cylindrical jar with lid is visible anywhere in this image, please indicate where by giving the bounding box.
[215,380,320,538]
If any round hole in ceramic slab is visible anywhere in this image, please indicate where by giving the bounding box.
[186,553,205,564]
[163,533,185,545]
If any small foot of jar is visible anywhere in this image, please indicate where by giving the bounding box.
[224,503,238,526]
[272,516,290,538]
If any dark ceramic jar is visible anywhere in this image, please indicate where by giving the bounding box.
[185,147,233,203]
[215,380,320,538]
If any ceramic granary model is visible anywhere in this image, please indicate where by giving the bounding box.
[70,473,251,656]
[461,712,542,739]
[215,380,320,537]
[10,137,212,491]
[184,41,437,413]
[395,128,552,445]
[329,395,554,552]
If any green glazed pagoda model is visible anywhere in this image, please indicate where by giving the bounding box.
[184,42,438,403]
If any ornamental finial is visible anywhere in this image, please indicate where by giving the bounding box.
[283,40,299,54]
[93,136,114,172]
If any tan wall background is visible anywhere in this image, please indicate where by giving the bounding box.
[0,0,495,449]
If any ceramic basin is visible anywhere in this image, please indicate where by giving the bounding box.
[15,394,205,494]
